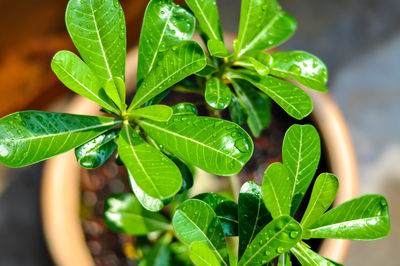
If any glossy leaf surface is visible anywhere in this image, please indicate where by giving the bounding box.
[66,0,126,85]
[229,96,248,126]
[138,116,253,176]
[227,70,313,120]
[185,0,223,41]
[207,40,231,58]
[51,51,118,113]
[236,0,296,57]
[104,77,126,111]
[301,173,338,228]
[309,194,391,240]
[205,78,232,110]
[127,105,173,122]
[137,0,195,86]
[238,181,271,258]
[282,124,321,215]
[0,111,120,167]
[238,216,302,266]
[129,41,206,109]
[262,162,293,218]
[231,78,271,137]
[104,193,170,235]
[75,129,118,169]
[172,102,198,116]
[291,242,341,266]
[189,241,222,266]
[118,123,182,199]
[271,51,328,92]
[173,199,229,265]
[245,51,273,76]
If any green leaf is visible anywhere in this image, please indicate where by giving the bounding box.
[75,129,118,169]
[205,78,232,110]
[172,102,198,116]
[238,181,272,259]
[104,77,126,111]
[173,199,229,265]
[128,170,164,212]
[238,216,302,266]
[282,124,321,215]
[104,193,170,235]
[271,51,328,92]
[0,111,120,167]
[189,241,222,266]
[231,78,271,137]
[137,0,195,87]
[229,96,248,126]
[127,105,173,122]
[227,70,313,120]
[51,51,118,114]
[278,253,292,266]
[244,51,274,76]
[118,122,182,199]
[235,0,296,57]
[129,41,206,109]
[308,194,391,240]
[138,116,253,176]
[196,57,218,77]
[291,242,341,266]
[207,40,231,58]
[168,155,194,193]
[141,233,173,266]
[65,0,126,85]
[301,173,339,229]
[185,0,223,41]
[194,193,238,237]
[262,162,293,218]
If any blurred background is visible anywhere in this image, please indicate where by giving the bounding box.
[0,0,399,265]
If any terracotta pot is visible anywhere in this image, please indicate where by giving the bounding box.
[41,45,358,265]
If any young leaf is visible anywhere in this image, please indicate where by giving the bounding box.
[196,56,218,77]
[262,162,293,218]
[185,0,223,41]
[227,70,313,120]
[128,170,164,212]
[129,41,206,110]
[244,51,274,76]
[301,173,339,229]
[75,129,118,169]
[194,193,238,237]
[235,0,296,57]
[127,105,173,122]
[278,253,292,266]
[189,242,222,266]
[238,181,272,258]
[231,78,271,137]
[104,193,170,235]
[205,78,232,110]
[308,194,391,240]
[65,0,126,84]
[172,199,229,265]
[137,0,196,86]
[271,51,328,92]
[138,116,253,176]
[291,242,342,266]
[172,102,198,116]
[51,51,118,114]
[207,40,231,58]
[282,124,321,215]
[104,77,126,111]
[0,111,121,167]
[238,216,302,266]
[118,122,182,199]
[229,96,248,126]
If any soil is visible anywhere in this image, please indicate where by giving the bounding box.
[79,91,328,266]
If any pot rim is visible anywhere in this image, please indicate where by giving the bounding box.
[41,47,358,265]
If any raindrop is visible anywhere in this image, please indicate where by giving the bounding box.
[276,247,284,253]
[235,138,249,153]
[289,65,301,74]
[380,199,387,207]
[113,0,120,8]
[17,129,22,134]
[289,231,299,239]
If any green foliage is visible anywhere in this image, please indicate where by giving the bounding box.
[205,78,232,110]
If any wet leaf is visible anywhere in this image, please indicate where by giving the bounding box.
[127,105,173,122]
[189,241,222,266]
[229,96,248,126]
[205,78,232,110]
[208,39,231,58]
[291,242,342,266]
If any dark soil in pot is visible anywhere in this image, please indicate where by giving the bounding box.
[79,90,328,266]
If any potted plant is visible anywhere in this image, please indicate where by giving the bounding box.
[0,0,390,265]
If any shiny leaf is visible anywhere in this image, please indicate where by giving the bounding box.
[278,253,292,266]
[271,51,328,92]
[189,241,222,266]
[238,216,302,266]
[229,96,248,126]
[138,116,253,176]
[282,124,321,215]
[172,102,198,116]
[75,129,118,169]
[172,199,229,265]
[308,194,391,240]
[245,51,274,76]
[65,0,126,84]
[301,173,339,229]
[168,155,194,193]
[196,56,218,77]
[127,105,173,122]
[205,78,232,110]
[104,77,126,111]
[129,41,206,109]
[104,193,170,235]
[118,122,182,199]
[0,111,121,167]
[207,40,231,58]
[137,0,195,86]
[291,242,341,266]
